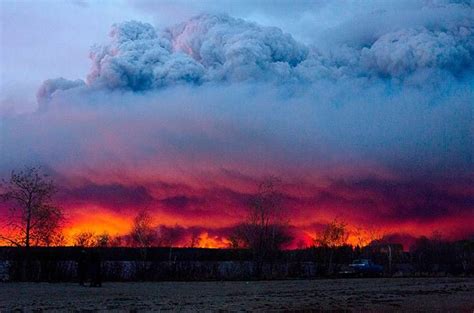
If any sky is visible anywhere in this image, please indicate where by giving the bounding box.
[0,0,473,248]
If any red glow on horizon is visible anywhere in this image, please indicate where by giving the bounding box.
[1,174,472,250]
[45,205,473,250]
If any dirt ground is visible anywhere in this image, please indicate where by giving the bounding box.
[0,277,473,312]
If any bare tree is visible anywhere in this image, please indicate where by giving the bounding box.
[317,218,348,248]
[353,226,383,248]
[109,234,125,247]
[95,232,111,248]
[317,218,348,275]
[228,232,246,249]
[232,177,292,275]
[129,210,157,248]
[36,227,66,247]
[73,231,97,247]
[128,210,157,280]
[72,231,112,247]
[1,167,63,247]
[189,229,200,248]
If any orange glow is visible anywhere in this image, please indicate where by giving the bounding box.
[59,207,233,248]
[55,206,474,249]
[63,207,132,244]
[196,232,230,249]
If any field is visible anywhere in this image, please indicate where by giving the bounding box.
[1,277,473,312]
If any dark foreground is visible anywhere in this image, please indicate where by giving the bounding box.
[1,277,473,312]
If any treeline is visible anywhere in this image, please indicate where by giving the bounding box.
[0,168,292,251]
[1,236,473,282]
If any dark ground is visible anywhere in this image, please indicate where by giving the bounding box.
[0,277,473,312]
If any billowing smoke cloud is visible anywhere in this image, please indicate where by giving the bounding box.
[77,14,307,92]
[37,78,86,110]
[359,26,472,78]
[2,1,474,246]
[37,5,473,100]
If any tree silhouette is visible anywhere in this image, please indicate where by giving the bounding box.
[129,210,157,248]
[232,177,292,275]
[95,232,111,247]
[1,166,63,247]
[73,231,97,247]
[317,218,348,248]
[317,218,348,275]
